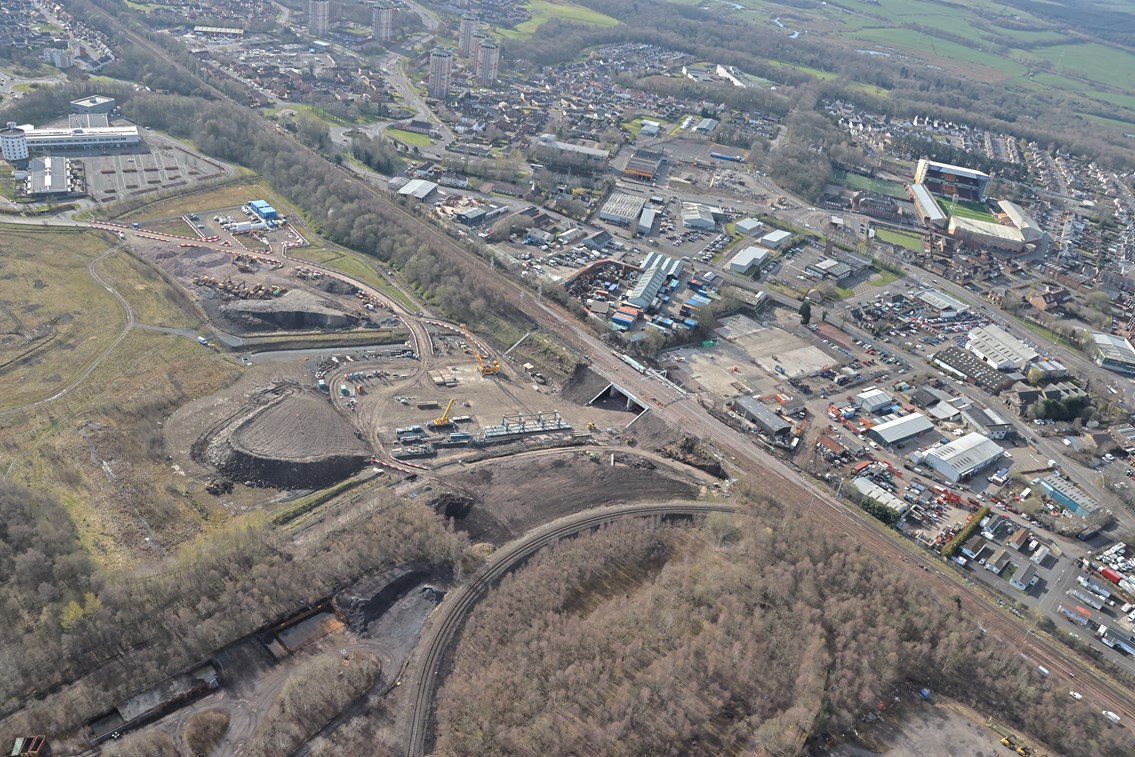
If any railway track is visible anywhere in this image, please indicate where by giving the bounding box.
[403,502,735,757]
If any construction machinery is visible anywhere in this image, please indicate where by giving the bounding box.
[460,324,501,375]
[429,399,457,430]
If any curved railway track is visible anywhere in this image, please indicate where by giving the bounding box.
[403,502,736,756]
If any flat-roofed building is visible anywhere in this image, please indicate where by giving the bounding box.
[458,12,477,56]
[1092,332,1135,376]
[24,156,74,195]
[960,405,1015,440]
[729,245,770,275]
[598,193,646,226]
[309,0,330,37]
[532,134,609,169]
[966,324,1038,371]
[806,258,853,281]
[70,94,116,114]
[475,41,499,86]
[735,217,763,236]
[924,432,1003,482]
[760,229,792,249]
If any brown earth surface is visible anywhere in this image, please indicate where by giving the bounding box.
[435,449,702,544]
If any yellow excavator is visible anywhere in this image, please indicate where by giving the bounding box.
[430,398,456,429]
[460,323,501,375]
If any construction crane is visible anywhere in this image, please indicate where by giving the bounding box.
[430,399,456,429]
[459,324,501,375]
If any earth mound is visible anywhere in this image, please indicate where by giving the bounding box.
[196,383,370,488]
[219,289,358,332]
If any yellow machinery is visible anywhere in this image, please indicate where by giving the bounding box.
[431,398,456,429]
[460,324,501,375]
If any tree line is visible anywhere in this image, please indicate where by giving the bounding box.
[434,480,1135,756]
[0,480,464,737]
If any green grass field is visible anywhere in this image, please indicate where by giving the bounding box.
[1031,42,1135,94]
[834,170,907,199]
[387,128,433,147]
[496,0,619,40]
[875,227,924,252]
[937,196,997,223]
[867,267,902,287]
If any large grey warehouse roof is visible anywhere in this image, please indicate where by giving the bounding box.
[734,397,791,436]
[1092,333,1135,365]
[915,288,969,314]
[599,193,646,222]
[966,324,1038,369]
[870,413,934,444]
[926,432,1002,479]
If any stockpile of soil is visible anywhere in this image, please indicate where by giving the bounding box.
[195,383,370,489]
[220,290,358,332]
[560,364,611,405]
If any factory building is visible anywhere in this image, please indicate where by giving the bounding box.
[623,149,664,181]
[639,120,661,137]
[924,432,1003,483]
[759,229,792,249]
[681,202,717,230]
[309,0,330,37]
[806,258,853,281]
[637,207,658,235]
[1092,332,1135,376]
[598,193,646,226]
[913,159,989,202]
[729,246,770,275]
[373,1,394,43]
[475,41,500,86]
[397,179,438,201]
[1038,475,1101,516]
[733,397,792,438]
[965,325,1038,371]
[428,47,454,99]
[532,134,609,169]
[735,218,763,236]
[855,388,894,414]
[868,413,934,447]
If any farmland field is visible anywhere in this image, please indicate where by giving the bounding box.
[497,0,619,41]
